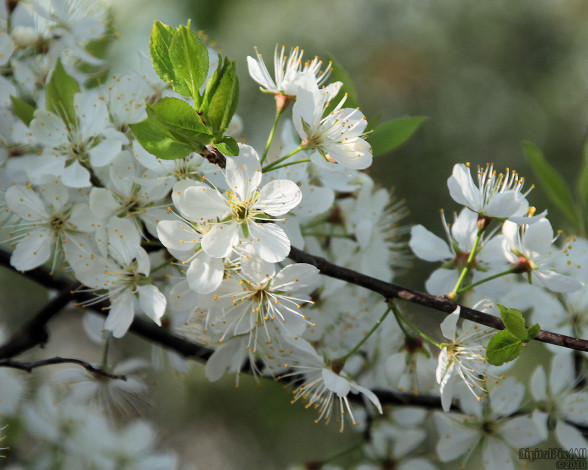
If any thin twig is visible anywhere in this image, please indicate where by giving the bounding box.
[0,357,127,380]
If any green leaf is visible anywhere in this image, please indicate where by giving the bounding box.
[526,323,541,340]
[486,330,523,366]
[370,117,428,157]
[45,58,80,126]
[578,137,588,227]
[523,141,580,228]
[130,118,196,160]
[169,25,209,104]
[497,304,528,341]
[10,95,35,126]
[214,136,239,157]
[324,55,358,114]
[147,97,209,133]
[149,21,190,96]
[202,57,239,134]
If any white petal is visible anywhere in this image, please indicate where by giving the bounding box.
[157,219,200,251]
[186,255,224,294]
[249,222,290,263]
[61,160,91,188]
[482,439,514,470]
[555,420,588,449]
[105,293,135,338]
[484,191,524,218]
[322,368,351,397]
[272,263,320,292]
[89,188,119,220]
[201,223,239,258]
[137,284,166,325]
[425,268,459,296]
[534,270,583,293]
[409,225,453,261]
[5,185,48,221]
[501,416,544,447]
[530,365,547,401]
[30,110,68,148]
[255,179,302,216]
[88,138,122,167]
[434,412,479,462]
[177,184,228,221]
[11,233,52,271]
[440,308,460,340]
[447,164,479,210]
[225,144,262,200]
[106,217,141,266]
[550,352,574,395]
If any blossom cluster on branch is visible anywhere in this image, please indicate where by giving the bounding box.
[0,1,587,469]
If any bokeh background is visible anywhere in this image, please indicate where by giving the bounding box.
[4,0,588,468]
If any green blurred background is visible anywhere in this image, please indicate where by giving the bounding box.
[6,0,588,468]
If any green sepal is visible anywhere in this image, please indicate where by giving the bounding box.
[10,95,35,126]
[497,304,528,341]
[130,118,197,160]
[214,136,239,157]
[201,56,239,135]
[370,117,428,157]
[526,323,541,340]
[149,21,191,96]
[486,330,523,366]
[45,58,80,127]
[169,24,209,104]
[523,140,581,228]
[241,222,249,239]
[324,55,358,115]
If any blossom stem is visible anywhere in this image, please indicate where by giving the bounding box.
[150,258,173,274]
[261,145,304,172]
[337,307,392,365]
[263,158,311,172]
[261,106,284,164]
[457,267,517,294]
[390,301,443,348]
[448,228,483,300]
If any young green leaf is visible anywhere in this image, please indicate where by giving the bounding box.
[214,136,239,157]
[523,140,580,228]
[10,95,35,126]
[497,304,528,341]
[169,25,209,104]
[130,118,198,160]
[486,330,523,366]
[147,97,209,135]
[370,117,428,157]
[526,323,541,340]
[45,58,80,126]
[150,21,190,96]
[202,57,239,135]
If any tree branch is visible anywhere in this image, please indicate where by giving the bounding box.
[1,246,588,419]
[287,247,588,352]
[0,357,127,380]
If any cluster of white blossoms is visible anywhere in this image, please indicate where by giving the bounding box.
[1,3,588,470]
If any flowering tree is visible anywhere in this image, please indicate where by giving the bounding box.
[1,2,588,469]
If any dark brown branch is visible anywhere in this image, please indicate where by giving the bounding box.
[287,247,588,352]
[1,247,588,418]
[0,357,127,380]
